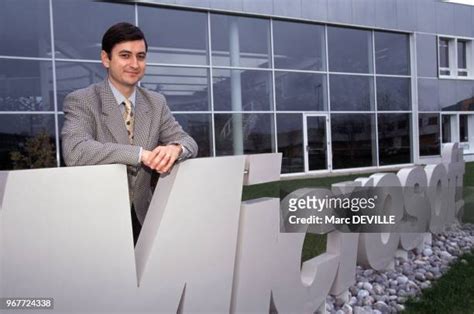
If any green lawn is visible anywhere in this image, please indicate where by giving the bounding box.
[403,253,474,314]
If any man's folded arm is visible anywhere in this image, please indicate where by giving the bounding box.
[61,93,141,167]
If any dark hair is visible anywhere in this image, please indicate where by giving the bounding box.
[101,22,148,59]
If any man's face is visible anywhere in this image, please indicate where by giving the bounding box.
[101,40,147,90]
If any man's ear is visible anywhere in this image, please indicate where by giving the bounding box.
[101,50,110,69]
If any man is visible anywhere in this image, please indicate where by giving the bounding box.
[61,22,198,243]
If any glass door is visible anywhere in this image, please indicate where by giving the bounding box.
[304,114,331,172]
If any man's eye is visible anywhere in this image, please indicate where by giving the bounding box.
[137,55,146,60]
[120,54,130,58]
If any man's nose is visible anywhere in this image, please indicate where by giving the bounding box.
[129,56,139,68]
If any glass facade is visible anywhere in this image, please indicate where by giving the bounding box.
[1,0,471,174]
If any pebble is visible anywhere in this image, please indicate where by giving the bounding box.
[357,289,370,299]
[397,275,409,285]
[342,303,353,314]
[327,224,473,313]
[423,248,433,257]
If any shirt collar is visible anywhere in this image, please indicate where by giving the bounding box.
[108,79,136,107]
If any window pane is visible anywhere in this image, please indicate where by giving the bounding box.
[275,72,327,111]
[0,59,54,111]
[442,115,452,143]
[455,80,474,112]
[418,79,439,111]
[174,114,212,157]
[55,62,106,111]
[330,75,374,111]
[142,66,209,111]
[460,114,469,142]
[375,31,410,75]
[211,14,270,68]
[439,80,458,111]
[277,114,303,173]
[0,0,51,57]
[139,6,208,65]
[213,69,272,111]
[439,38,449,68]
[0,114,56,170]
[331,113,376,169]
[457,40,467,69]
[273,20,325,71]
[214,113,273,155]
[328,26,373,73]
[376,77,411,111]
[419,113,440,156]
[377,113,411,165]
[53,0,134,60]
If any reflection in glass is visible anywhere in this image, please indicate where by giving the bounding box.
[442,115,452,143]
[377,114,411,165]
[375,31,410,75]
[0,0,51,57]
[53,0,135,60]
[275,72,326,111]
[277,114,303,173]
[330,75,374,111]
[273,20,325,70]
[376,77,411,111]
[142,66,209,111]
[211,14,270,68]
[458,40,467,70]
[331,114,376,169]
[139,6,208,65]
[439,38,450,69]
[0,59,54,111]
[306,116,327,170]
[454,80,474,111]
[418,79,439,111]
[328,26,373,73]
[174,114,212,157]
[55,62,106,111]
[419,113,440,156]
[214,114,273,156]
[0,114,56,170]
[213,69,272,111]
[460,114,469,142]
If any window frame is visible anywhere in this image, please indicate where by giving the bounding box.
[438,36,473,79]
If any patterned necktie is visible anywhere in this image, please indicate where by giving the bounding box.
[122,99,135,144]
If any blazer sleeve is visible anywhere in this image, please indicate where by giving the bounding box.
[61,92,141,166]
[158,95,198,159]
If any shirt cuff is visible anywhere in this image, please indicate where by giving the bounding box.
[138,147,143,164]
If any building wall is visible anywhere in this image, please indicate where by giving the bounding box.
[0,0,473,174]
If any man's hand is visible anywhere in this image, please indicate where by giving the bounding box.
[141,144,183,174]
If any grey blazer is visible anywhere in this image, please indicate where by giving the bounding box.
[61,80,198,224]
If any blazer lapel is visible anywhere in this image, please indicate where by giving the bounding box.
[99,80,130,144]
[133,89,152,149]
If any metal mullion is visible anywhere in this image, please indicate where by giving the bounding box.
[270,18,278,155]
[327,71,374,77]
[412,33,420,163]
[49,0,61,168]
[0,56,51,61]
[324,24,332,171]
[207,12,216,157]
[273,68,327,75]
[55,58,102,63]
[372,30,379,168]
[0,111,56,114]
[145,62,211,68]
[211,65,272,71]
